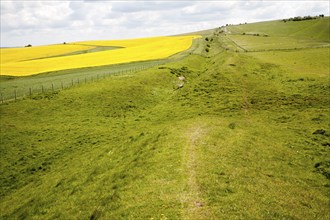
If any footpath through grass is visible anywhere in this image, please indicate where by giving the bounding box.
[1,18,329,219]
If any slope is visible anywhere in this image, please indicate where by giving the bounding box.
[226,17,330,51]
[228,16,330,41]
[0,18,329,219]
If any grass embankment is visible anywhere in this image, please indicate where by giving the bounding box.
[0,60,164,102]
[1,18,329,219]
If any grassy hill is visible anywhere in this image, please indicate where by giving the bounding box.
[0,18,329,219]
[226,17,329,51]
[228,17,329,41]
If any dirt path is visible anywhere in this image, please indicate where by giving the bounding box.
[242,90,250,114]
[182,125,211,219]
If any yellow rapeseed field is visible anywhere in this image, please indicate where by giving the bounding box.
[0,36,200,76]
[74,37,173,47]
[0,44,94,64]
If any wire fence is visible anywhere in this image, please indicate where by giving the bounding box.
[0,62,165,104]
[0,40,200,105]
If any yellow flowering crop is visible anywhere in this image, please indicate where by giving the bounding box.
[75,37,174,47]
[0,36,200,76]
[0,44,94,64]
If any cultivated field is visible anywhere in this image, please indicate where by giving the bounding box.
[0,44,95,64]
[0,17,329,219]
[0,35,199,76]
[0,36,202,102]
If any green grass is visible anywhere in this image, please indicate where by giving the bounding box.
[1,18,329,219]
[226,17,330,51]
[228,17,330,41]
[227,35,329,51]
[249,47,330,77]
[0,60,164,101]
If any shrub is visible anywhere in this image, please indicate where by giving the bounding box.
[313,129,326,135]
[228,123,236,129]
[205,48,209,53]
[283,15,322,22]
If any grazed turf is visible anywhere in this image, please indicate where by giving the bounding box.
[0,18,329,219]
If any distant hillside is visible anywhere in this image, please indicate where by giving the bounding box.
[227,16,330,42]
[218,17,329,52]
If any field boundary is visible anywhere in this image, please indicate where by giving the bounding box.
[0,37,203,104]
[0,63,160,104]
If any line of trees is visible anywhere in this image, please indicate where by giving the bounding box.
[283,15,324,22]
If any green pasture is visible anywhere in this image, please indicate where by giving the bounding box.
[227,35,329,51]
[227,17,330,51]
[0,17,329,219]
[0,60,164,102]
[228,17,330,41]
[249,47,330,77]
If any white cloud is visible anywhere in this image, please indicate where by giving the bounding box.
[0,0,329,47]
[111,1,192,13]
[1,1,71,31]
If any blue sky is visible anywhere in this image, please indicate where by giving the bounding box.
[1,0,329,47]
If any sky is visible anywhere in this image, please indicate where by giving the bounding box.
[1,0,329,47]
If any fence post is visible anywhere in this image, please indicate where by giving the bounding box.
[14,90,17,102]
[52,83,54,92]
[77,79,80,85]
[29,88,32,98]
[71,79,74,86]
[61,82,64,90]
